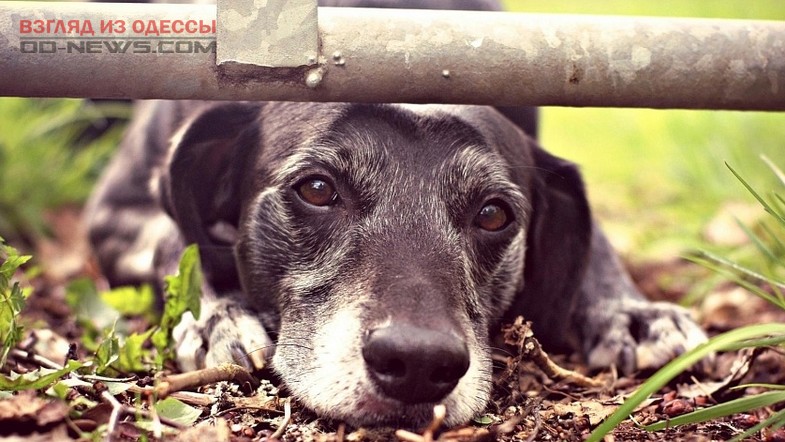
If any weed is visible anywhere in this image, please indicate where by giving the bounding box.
[588,158,785,441]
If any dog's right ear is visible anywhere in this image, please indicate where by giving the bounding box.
[499,137,593,351]
[158,103,263,290]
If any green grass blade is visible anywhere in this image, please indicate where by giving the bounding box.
[727,163,785,226]
[697,250,785,291]
[731,383,785,391]
[761,155,785,188]
[644,391,785,431]
[775,193,785,225]
[734,218,782,266]
[729,406,785,441]
[587,323,785,442]
[760,222,785,259]
[687,254,785,310]
[718,334,785,352]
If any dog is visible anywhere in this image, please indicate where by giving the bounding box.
[84,0,708,429]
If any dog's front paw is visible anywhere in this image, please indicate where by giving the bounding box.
[583,300,707,374]
[173,300,273,372]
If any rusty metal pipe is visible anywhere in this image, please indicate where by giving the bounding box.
[1,1,784,110]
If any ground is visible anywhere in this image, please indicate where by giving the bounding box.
[2,209,785,441]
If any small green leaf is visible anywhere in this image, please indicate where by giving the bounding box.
[104,381,134,396]
[66,278,122,333]
[155,397,202,426]
[153,245,202,367]
[47,377,92,399]
[101,285,156,319]
[0,359,85,391]
[0,238,31,367]
[473,414,495,425]
[117,329,155,373]
[163,244,202,322]
[94,327,120,374]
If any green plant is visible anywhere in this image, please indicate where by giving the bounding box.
[64,244,203,373]
[0,244,204,439]
[0,98,128,242]
[588,158,785,442]
[0,237,31,367]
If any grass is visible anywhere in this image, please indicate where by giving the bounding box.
[589,158,785,441]
[0,98,127,243]
[542,109,785,259]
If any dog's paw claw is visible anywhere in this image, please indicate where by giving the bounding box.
[173,307,273,372]
[585,300,708,374]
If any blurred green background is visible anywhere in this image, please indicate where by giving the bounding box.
[0,1,783,273]
[504,0,785,261]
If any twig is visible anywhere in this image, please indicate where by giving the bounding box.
[102,390,124,441]
[395,404,447,442]
[101,388,187,440]
[82,373,138,383]
[10,348,64,370]
[213,405,281,417]
[523,409,541,442]
[423,404,446,442]
[170,391,217,407]
[142,363,258,398]
[147,394,163,440]
[394,429,425,442]
[503,317,604,388]
[269,398,292,440]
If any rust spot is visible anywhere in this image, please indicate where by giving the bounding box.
[569,63,582,85]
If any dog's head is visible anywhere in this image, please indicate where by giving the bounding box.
[159,102,591,427]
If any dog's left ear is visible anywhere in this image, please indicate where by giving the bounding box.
[503,140,593,350]
[158,103,263,290]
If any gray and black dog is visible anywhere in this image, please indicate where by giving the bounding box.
[85,0,707,429]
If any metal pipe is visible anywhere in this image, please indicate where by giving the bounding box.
[2,1,784,110]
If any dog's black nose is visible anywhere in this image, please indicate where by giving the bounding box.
[362,323,470,404]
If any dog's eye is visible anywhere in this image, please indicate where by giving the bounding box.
[296,177,338,207]
[475,201,511,232]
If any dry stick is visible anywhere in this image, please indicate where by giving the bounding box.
[423,404,446,442]
[11,343,227,435]
[82,373,137,383]
[394,429,426,442]
[269,398,292,440]
[147,394,163,440]
[213,405,281,418]
[144,363,258,399]
[523,410,542,442]
[100,389,187,440]
[10,348,65,370]
[102,390,124,441]
[505,317,604,388]
[169,391,217,407]
[394,404,447,442]
[126,385,217,407]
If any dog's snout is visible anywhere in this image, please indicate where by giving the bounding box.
[362,323,470,404]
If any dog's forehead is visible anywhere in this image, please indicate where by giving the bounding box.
[317,103,509,177]
[264,102,528,208]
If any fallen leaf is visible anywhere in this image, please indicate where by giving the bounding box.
[0,390,68,426]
